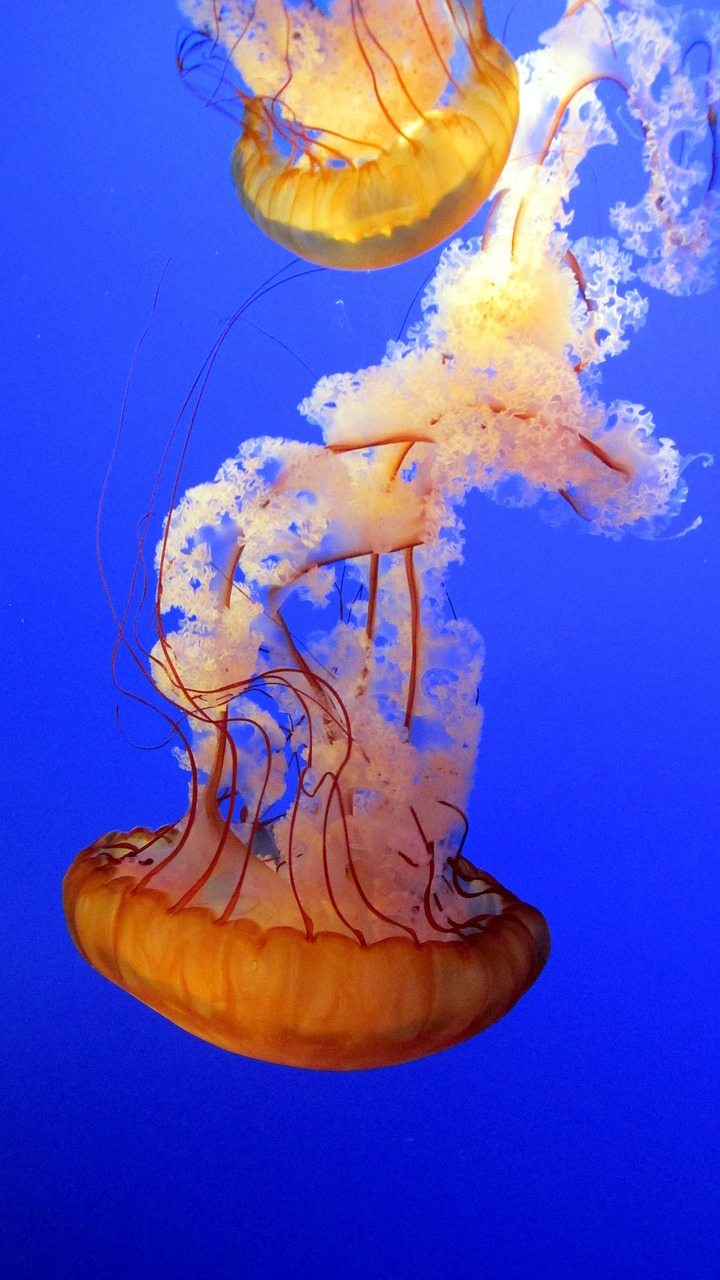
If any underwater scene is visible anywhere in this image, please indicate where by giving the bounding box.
[4,1,720,1275]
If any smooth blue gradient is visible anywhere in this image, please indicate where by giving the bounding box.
[3,3,719,1276]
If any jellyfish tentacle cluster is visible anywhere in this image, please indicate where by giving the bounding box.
[64,0,719,1069]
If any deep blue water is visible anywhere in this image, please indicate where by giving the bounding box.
[3,2,720,1276]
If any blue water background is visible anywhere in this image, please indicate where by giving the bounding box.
[3,2,719,1276]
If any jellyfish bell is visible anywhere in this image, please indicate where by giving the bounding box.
[63,840,550,1071]
[178,0,520,269]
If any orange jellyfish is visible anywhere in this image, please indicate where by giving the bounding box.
[63,428,551,1070]
[64,0,719,1069]
[177,0,519,268]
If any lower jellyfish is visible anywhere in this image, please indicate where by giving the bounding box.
[177,0,519,269]
[64,0,719,1069]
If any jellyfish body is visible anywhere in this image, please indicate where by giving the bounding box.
[64,432,551,1069]
[64,846,548,1070]
[179,0,519,268]
[65,0,719,1068]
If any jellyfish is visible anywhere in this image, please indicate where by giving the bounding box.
[177,0,519,268]
[64,0,719,1069]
